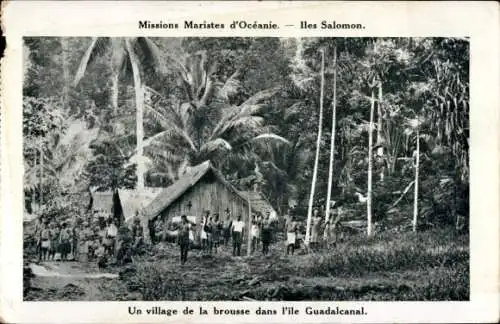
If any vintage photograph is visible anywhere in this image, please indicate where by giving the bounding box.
[22,37,469,302]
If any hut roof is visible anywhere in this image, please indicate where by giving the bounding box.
[118,188,163,224]
[91,191,114,213]
[239,190,276,216]
[142,161,249,219]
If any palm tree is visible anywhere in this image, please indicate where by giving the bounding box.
[258,136,312,214]
[73,37,164,190]
[325,45,338,223]
[305,49,325,245]
[25,121,98,198]
[366,80,376,236]
[413,117,420,232]
[405,115,426,232]
[140,51,289,180]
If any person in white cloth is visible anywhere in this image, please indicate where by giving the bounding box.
[231,215,245,256]
[105,218,118,256]
[200,211,210,252]
[250,214,260,254]
[286,215,298,255]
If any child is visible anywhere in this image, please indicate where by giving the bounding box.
[95,240,107,269]
[286,216,298,255]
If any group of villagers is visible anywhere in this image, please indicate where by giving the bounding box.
[33,209,146,268]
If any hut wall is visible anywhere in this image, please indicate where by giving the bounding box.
[159,173,250,242]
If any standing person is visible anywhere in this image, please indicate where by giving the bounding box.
[70,218,79,261]
[310,208,322,251]
[59,222,72,261]
[115,224,133,266]
[49,222,61,261]
[38,220,51,262]
[106,218,119,256]
[200,211,210,252]
[33,215,45,256]
[212,213,221,253]
[231,215,245,256]
[95,239,107,269]
[250,215,260,254]
[153,217,164,244]
[131,217,144,253]
[222,209,232,246]
[286,216,298,255]
[205,216,214,255]
[177,215,192,265]
[79,220,93,262]
[261,214,273,256]
[323,219,331,248]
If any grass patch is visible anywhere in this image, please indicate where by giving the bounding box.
[122,227,469,301]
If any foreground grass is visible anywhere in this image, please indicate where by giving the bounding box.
[122,228,469,301]
[24,227,468,301]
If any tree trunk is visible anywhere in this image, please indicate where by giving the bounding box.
[305,49,325,245]
[377,82,385,182]
[325,46,337,223]
[110,71,119,115]
[32,152,37,213]
[39,147,44,209]
[61,38,70,107]
[367,88,375,236]
[246,198,252,256]
[412,122,420,232]
[125,38,145,191]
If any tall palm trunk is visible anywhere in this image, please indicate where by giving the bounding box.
[325,46,337,223]
[110,72,119,115]
[412,121,420,232]
[61,38,70,107]
[125,39,145,190]
[39,147,44,209]
[246,198,252,256]
[110,38,122,115]
[367,88,375,236]
[305,49,325,245]
[377,82,385,182]
[32,151,37,212]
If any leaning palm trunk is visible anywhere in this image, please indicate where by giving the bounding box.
[367,88,375,236]
[325,46,337,223]
[125,39,145,190]
[412,121,420,232]
[305,49,325,245]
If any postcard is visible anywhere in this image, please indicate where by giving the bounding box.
[1,1,499,323]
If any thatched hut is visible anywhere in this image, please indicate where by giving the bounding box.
[142,161,272,243]
[239,190,277,219]
[90,188,162,233]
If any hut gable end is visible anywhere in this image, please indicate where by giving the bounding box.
[142,161,250,220]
